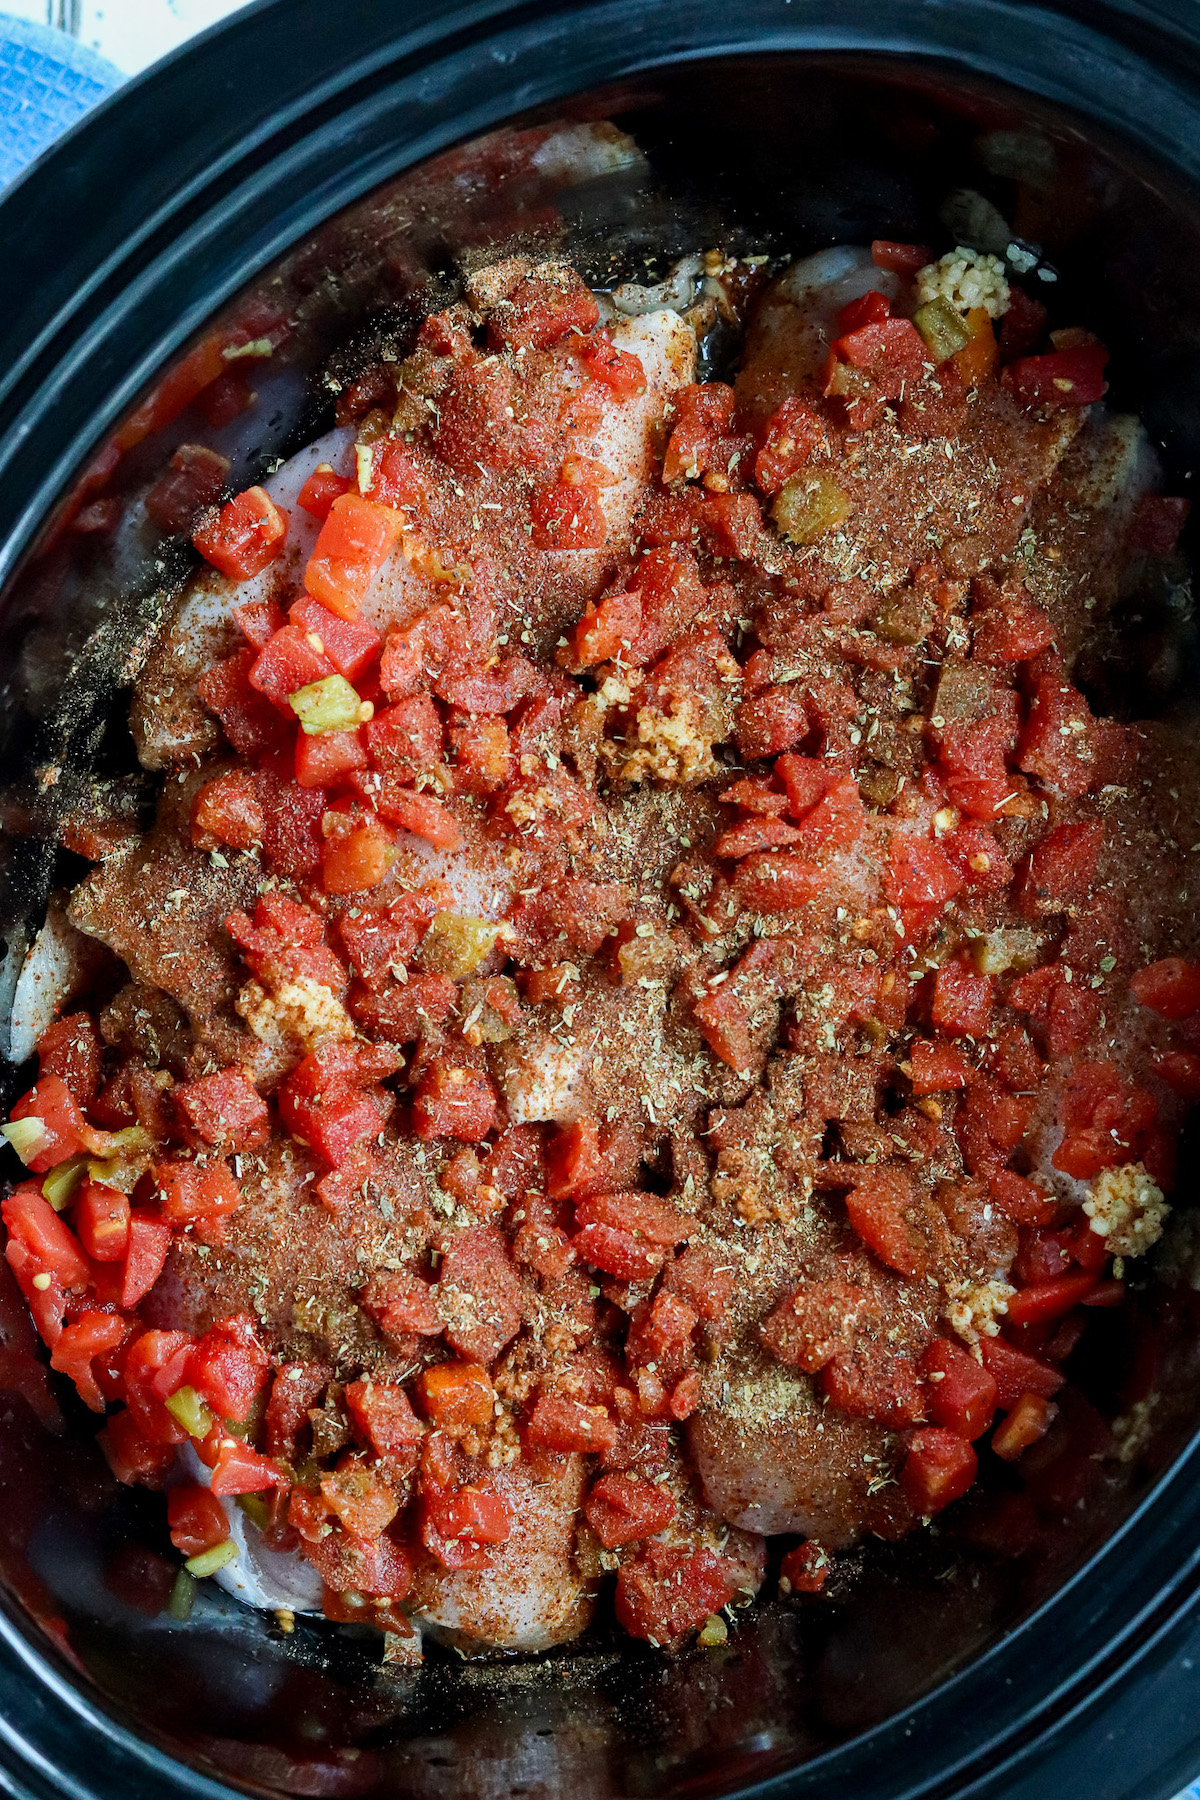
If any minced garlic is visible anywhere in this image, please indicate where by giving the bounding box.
[1083,1162,1169,1258]
[916,247,1011,319]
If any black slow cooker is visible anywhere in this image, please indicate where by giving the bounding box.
[2,2,1200,1795]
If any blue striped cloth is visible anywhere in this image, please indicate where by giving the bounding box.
[0,12,120,186]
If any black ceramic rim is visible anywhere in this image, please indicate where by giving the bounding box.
[4,2,1200,1796]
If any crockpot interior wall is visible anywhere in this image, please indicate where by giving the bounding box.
[0,48,1199,1800]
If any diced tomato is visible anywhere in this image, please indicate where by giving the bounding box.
[991,1392,1058,1461]
[121,1211,173,1309]
[871,240,934,276]
[1014,1224,1079,1296]
[489,268,599,352]
[154,1160,241,1233]
[448,712,511,792]
[998,287,1048,362]
[822,1346,925,1427]
[7,1075,91,1173]
[573,1221,665,1282]
[987,1169,1058,1228]
[576,332,647,396]
[124,1329,194,1444]
[305,493,402,620]
[422,1482,511,1570]
[264,1361,330,1459]
[544,1117,606,1200]
[344,1378,424,1459]
[526,1392,618,1455]
[174,1068,269,1150]
[350,973,458,1043]
[303,1522,413,1600]
[196,649,286,757]
[956,1082,1035,1178]
[278,1039,399,1147]
[75,1181,131,1262]
[779,1541,829,1594]
[51,1311,128,1412]
[732,853,830,914]
[193,486,288,580]
[792,773,865,856]
[208,1434,285,1496]
[900,1427,977,1514]
[436,1226,524,1363]
[837,289,891,334]
[3,1184,91,1321]
[735,687,809,760]
[584,1473,675,1548]
[1017,667,1099,798]
[348,776,462,849]
[288,597,382,686]
[414,1361,493,1430]
[883,835,964,911]
[754,398,823,495]
[1020,821,1104,915]
[1058,1060,1152,1143]
[1133,494,1190,556]
[360,436,430,510]
[191,768,265,850]
[1152,1049,1200,1099]
[615,1542,741,1645]
[921,1338,997,1439]
[1129,957,1200,1020]
[530,480,606,549]
[186,1315,271,1423]
[99,1408,176,1488]
[36,1014,102,1107]
[248,624,335,713]
[1001,342,1108,411]
[760,1280,868,1373]
[909,1038,974,1094]
[1008,963,1101,1057]
[574,1191,691,1247]
[692,982,756,1075]
[168,1483,230,1557]
[297,464,352,520]
[979,1336,1065,1408]
[834,316,926,387]
[145,443,231,535]
[226,890,346,991]
[774,754,831,815]
[844,1166,929,1278]
[1005,1271,1097,1326]
[337,897,431,985]
[412,1064,497,1142]
[366,695,444,774]
[295,727,368,788]
[931,960,994,1038]
[971,592,1055,666]
[660,383,735,483]
[321,813,394,894]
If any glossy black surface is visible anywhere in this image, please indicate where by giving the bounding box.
[2,3,1200,1796]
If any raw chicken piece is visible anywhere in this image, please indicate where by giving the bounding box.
[67,766,263,1070]
[734,246,900,429]
[131,305,694,769]
[686,1345,913,1547]
[6,902,108,1064]
[131,430,351,769]
[407,1456,597,1652]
